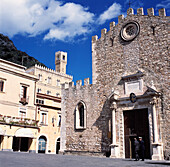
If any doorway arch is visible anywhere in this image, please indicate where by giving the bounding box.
[38,136,47,153]
[56,137,60,154]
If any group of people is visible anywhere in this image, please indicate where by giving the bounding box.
[134,137,145,161]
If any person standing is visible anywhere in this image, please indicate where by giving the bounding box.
[134,138,140,161]
[139,137,145,161]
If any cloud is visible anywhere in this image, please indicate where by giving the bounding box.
[156,0,170,9]
[97,3,121,25]
[44,3,94,41]
[0,0,122,41]
[0,0,94,41]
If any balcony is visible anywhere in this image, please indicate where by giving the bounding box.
[19,94,29,105]
[0,114,38,127]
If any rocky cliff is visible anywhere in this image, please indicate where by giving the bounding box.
[0,34,46,68]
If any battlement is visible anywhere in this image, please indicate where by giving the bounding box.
[61,78,91,90]
[92,7,167,43]
[35,64,73,79]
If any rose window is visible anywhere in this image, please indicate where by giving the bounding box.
[121,22,140,41]
[126,26,135,36]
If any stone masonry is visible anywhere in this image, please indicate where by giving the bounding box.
[61,8,169,160]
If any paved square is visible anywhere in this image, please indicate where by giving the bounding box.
[0,152,169,167]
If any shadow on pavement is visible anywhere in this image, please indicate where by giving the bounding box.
[145,162,170,166]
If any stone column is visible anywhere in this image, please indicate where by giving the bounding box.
[110,102,119,158]
[18,137,21,152]
[29,138,36,153]
[2,135,13,151]
[150,97,163,160]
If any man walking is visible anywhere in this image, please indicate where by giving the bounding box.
[139,137,145,161]
[134,138,140,161]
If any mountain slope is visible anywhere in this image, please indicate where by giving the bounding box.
[0,34,46,68]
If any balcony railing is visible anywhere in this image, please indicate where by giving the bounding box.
[0,114,38,127]
[19,94,29,105]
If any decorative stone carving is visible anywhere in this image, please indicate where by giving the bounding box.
[150,97,157,105]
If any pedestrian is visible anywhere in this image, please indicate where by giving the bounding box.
[134,137,140,161]
[139,137,145,161]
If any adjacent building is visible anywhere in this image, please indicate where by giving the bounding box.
[0,58,38,152]
[0,51,72,154]
[60,8,169,160]
[26,51,72,154]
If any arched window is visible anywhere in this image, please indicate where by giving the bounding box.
[38,136,47,153]
[75,101,86,129]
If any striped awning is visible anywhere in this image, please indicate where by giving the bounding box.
[15,128,34,138]
[0,127,5,135]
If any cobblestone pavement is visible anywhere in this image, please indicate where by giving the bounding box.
[0,152,169,167]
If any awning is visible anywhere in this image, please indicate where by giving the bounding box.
[15,128,34,138]
[0,127,5,135]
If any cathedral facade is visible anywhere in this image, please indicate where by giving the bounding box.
[60,8,169,160]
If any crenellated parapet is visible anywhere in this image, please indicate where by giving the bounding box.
[35,64,73,79]
[92,7,167,43]
[62,78,91,89]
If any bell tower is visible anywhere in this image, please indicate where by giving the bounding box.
[55,51,67,74]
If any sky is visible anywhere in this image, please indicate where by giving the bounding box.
[0,0,170,83]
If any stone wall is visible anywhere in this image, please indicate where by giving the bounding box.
[61,79,112,156]
[61,8,169,159]
[92,7,169,159]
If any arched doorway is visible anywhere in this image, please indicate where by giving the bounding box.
[38,136,47,153]
[56,137,60,154]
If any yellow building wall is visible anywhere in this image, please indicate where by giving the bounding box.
[0,59,38,152]
[27,64,72,154]
[0,70,36,119]
[37,107,61,153]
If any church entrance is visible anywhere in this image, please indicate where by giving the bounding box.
[123,108,150,159]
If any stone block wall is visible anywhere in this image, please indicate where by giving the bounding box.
[61,79,113,156]
[61,8,169,159]
[92,7,169,159]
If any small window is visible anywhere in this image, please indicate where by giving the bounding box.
[63,55,65,60]
[40,111,48,125]
[57,115,61,126]
[47,90,51,95]
[21,86,27,98]
[20,85,29,104]
[0,80,4,92]
[36,99,44,104]
[19,108,26,119]
[56,80,60,86]
[75,101,86,129]
[38,74,42,81]
[57,55,60,60]
[47,77,51,84]
[37,88,41,93]
[56,93,60,97]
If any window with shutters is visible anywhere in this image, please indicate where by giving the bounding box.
[40,111,48,125]
[19,107,26,120]
[20,85,29,104]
